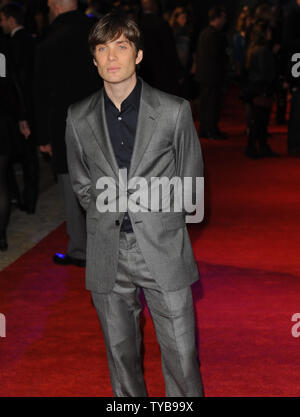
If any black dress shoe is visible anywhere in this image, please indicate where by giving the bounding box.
[53,253,86,267]
[0,232,8,252]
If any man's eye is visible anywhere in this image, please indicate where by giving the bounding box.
[98,46,105,52]
[119,45,126,50]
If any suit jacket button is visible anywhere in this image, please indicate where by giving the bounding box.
[115,220,120,226]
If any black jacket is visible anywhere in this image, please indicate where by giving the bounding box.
[0,32,26,156]
[138,12,183,96]
[195,25,227,86]
[34,10,101,174]
[9,28,35,121]
[246,45,277,98]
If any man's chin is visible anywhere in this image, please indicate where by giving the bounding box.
[103,73,135,85]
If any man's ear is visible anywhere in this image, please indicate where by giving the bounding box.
[93,58,97,67]
[136,49,143,65]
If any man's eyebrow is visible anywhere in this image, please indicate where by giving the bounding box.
[96,40,130,47]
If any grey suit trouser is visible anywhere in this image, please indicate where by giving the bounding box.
[91,231,203,397]
[58,173,86,260]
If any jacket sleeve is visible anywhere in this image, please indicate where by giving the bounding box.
[173,99,204,222]
[65,107,91,211]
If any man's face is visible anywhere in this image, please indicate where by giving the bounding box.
[93,33,143,84]
[0,12,11,34]
[177,12,187,27]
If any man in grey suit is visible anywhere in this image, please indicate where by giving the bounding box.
[66,11,204,397]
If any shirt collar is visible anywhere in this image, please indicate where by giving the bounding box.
[104,77,142,113]
[11,26,24,37]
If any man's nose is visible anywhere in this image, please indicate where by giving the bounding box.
[107,48,117,60]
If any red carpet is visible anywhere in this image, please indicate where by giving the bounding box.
[1,88,300,397]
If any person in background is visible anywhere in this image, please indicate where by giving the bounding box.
[0,7,31,251]
[162,6,172,24]
[0,34,13,252]
[138,0,183,96]
[0,107,10,251]
[170,6,194,100]
[253,3,286,126]
[244,20,279,159]
[254,3,273,24]
[233,8,252,80]
[270,3,287,125]
[195,6,227,140]
[33,5,49,40]
[0,2,39,215]
[170,7,191,70]
[35,0,101,266]
[23,0,49,38]
[233,7,254,138]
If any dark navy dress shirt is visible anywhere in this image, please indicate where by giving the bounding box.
[104,78,142,232]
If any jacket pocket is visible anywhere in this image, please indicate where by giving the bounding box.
[144,144,173,154]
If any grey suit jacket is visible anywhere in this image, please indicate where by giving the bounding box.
[65,78,204,293]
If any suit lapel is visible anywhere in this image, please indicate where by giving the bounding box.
[86,80,161,185]
[128,80,161,180]
[86,89,120,183]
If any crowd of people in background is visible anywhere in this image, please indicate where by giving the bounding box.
[0,0,299,255]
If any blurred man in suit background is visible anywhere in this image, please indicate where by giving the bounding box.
[0,2,39,215]
[35,0,101,266]
[195,5,227,140]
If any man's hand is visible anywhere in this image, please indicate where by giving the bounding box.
[39,144,53,156]
[19,120,31,139]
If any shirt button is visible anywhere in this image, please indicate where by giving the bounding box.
[121,141,124,145]
[118,116,122,121]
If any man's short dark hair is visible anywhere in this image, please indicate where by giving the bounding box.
[88,10,143,57]
[208,6,226,22]
[0,2,24,25]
